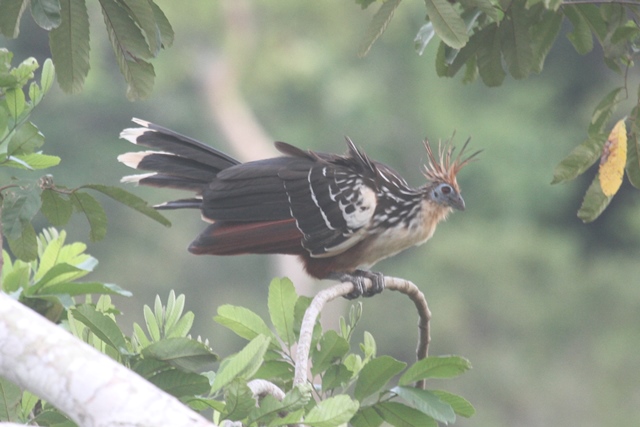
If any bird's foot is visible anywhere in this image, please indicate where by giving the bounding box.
[330,270,386,299]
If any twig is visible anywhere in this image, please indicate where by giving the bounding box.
[293,277,431,389]
[247,379,286,401]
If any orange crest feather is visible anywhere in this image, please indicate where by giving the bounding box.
[422,137,480,191]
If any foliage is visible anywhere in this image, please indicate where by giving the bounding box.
[359,0,640,221]
[0,51,169,261]
[0,0,174,100]
[0,238,474,426]
[206,278,474,426]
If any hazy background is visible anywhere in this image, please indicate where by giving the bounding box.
[3,1,640,426]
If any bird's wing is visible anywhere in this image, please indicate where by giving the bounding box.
[278,140,379,257]
[197,140,379,258]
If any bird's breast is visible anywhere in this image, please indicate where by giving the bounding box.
[356,200,452,267]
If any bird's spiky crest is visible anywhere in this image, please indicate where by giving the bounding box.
[422,137,479,191]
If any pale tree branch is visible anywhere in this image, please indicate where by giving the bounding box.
[247,379,286,401]
[0,292,215,427]
[294,277,431,389]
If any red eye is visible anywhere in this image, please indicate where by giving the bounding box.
[441,185,452,194]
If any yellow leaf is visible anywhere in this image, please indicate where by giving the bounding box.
[598,120,627,197]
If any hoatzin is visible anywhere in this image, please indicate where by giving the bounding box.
[118,118,478,297]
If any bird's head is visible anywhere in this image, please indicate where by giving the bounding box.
[422,137,480,211]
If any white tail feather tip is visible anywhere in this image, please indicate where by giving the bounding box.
[120,172,156,184]
[120,127,156,144]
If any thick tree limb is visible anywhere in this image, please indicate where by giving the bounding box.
[0,292,215,427]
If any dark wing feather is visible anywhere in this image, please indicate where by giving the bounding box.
[125,118,239,170]
[188,219,303,255]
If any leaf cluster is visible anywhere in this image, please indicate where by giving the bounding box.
[1,236,218,426]
[208,278,474,427]
[0,52,170,261]
[0,240,474,427]
[359,0,640,221]
[360,0,640,85]
[0,0,174,100]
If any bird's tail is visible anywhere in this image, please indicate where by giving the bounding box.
[118,118,241,210]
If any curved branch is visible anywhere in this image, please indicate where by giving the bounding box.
[247,379,286,401]
[293,277,431,389]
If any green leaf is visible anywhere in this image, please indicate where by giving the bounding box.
[70,191,108,241]
[311,330,350,376]
[354,356,406,401]
[71,304,129,352]
[564,5,593,55]
[611,20,640,45]
[99,0,152,59]
[424,0,469,49]
[431,390,475,418]
[351,406,385,427]
[41,189,73,226]
[49,0,91,94]
[149,1,174,48]
[391,386,455,424]
[500,1,533,79]
[120,0,161,56]
[441,31,480,79]
[2,263,29,293]
[224,380,255,421]
[6,220,37,261]
[30,0,62,30]
[38,281,132,297]
[8,121,45,155]
[5,153,61,170]
[145,368,210,397]
[143,304,161,341]
[399,356,471,386]
[577,176,612,223]
[254,359,294,382]
[0,377,22,421]
[142,337,218,372]
[211,334,271,392]
[573,4,607,42]
[322,363,353,391]
[305,394,359,427]
[530,10,563,73]
[1,185,42,240]
[375,401,437,427]
[589,87,623,137]
[358,0,403,57]
[551,136,603,184]
[4,87,25,118]
[166,312,194,338]
[100,0,155,100]
[476,24,505,87]
[268,277,297,347]
[40,58,55,93]
[80,184,170,227]
[30,262,85,293]
[214,304,278,344]
[626,109,640,189]
[0,0,28,38]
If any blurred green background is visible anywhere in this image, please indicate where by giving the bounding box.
[3,1,640,426]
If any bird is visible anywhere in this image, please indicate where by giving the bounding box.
[118,118,479,298]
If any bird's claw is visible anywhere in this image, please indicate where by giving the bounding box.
[335,270,385,299]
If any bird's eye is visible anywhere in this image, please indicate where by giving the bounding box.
[441,184,452,195]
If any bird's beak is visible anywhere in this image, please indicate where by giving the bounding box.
[449,193,466,211]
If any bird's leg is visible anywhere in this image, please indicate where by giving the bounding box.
[329,270,386,299]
